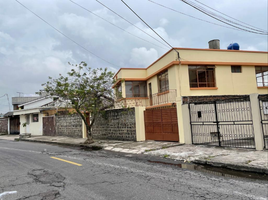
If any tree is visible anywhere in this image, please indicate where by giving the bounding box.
[42,61,115,143]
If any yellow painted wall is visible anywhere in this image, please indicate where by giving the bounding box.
[179,65,268,96]
[147,51,177,76]
[147,76,158,95]
[116,69,147,79]
[179,49,268,63]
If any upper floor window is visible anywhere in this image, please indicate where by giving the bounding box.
[158,70,169,93]
[189,66,215,88]
[125,81,147,98]
[256,66,268,87]
[231,66,242,73]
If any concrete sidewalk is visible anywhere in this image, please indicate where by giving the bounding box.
[0,135,267,174]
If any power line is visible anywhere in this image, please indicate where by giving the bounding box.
[193,0,267,33]
[180,0,267,35]
[120,0,174,49]
[188,0,267,34]
[0,94,11,111]
[181,0,267,34]
[69,0,168,50]
[95,0,169,48]
[148,0,241,32]
[16,0,121,68]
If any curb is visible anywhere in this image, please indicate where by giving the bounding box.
[193,160,268,174]
[16,138,268,175]
[18,138,103,150]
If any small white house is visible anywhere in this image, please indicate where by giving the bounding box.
[13,96,60,135]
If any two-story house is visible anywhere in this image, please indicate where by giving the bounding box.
[113,41,268,148]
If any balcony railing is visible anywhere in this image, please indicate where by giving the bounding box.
[150,89,177,106]
[114,89,177,108]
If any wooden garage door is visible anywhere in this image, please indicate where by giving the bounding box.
[144,107,179,142]
[43,116,56,136]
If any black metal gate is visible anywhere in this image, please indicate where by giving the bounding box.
[189,96,255,149]
[259,95,268,149]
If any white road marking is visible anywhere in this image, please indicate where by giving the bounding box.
[0,191,17,199]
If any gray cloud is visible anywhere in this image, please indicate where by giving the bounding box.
[0,0,267,113]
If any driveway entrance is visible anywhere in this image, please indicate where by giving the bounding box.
[144,106,179,142]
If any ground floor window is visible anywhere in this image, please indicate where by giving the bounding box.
[32,114,39,122]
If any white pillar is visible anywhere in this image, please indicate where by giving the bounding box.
[7,117,10,135]
[250,93,264,151]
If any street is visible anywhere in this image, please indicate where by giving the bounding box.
[0,139,267,200]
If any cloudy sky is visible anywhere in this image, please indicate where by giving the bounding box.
[0,0,267,114]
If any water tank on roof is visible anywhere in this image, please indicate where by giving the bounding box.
[227,43,240,50]
[208,39,220,49]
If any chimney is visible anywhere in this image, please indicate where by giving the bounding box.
[208,39,220,49]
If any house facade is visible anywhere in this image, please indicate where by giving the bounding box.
[113,46,268,149]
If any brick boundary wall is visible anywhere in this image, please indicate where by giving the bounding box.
[55,113,82,138]
[92,108,136,141]
[0,118,8,134]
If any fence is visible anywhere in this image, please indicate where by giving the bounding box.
[259,94,268,149]
[114,89,177,108]
[188,96,255,149]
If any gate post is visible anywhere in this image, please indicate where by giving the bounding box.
[135,107,146,141]
[214,101,221,147]
[250,93,264,150]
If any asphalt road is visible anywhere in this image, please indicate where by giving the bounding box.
[0,139,267,200]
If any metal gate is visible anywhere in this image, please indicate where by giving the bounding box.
[259,95,268,149]
[43,116,56,136]
[144,107,179,142]
[189,97,255,149]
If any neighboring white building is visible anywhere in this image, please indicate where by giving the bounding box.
[13,96,60,135]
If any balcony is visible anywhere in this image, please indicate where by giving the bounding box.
[114,89,177,108]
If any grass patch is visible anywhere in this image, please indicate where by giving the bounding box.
[245,160,252,164]
[163,154,170,158]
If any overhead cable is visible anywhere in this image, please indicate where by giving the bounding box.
[95,0,169,48]
[120,0,174,49]
[148,0,240,32]
[16,0,121,68]
[193,0,267,33]
[70,0,169,50]
[180,0,267,35]
[188,0,267,34]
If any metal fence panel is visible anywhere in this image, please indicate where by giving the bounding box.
[259,95,268,149]
[189,97,255,149]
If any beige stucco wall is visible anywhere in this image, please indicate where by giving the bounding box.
[179,49,268,63]
[179,65,268,96]
[147,76,158,95]
[20,113,44,135]
[135,107,146,141]
[116,69,147,79]
[146,50,177,76]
